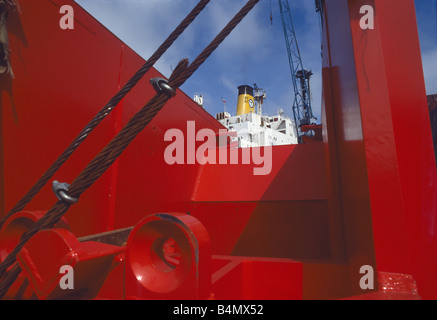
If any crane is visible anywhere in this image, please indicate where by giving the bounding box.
[278,0,317,143]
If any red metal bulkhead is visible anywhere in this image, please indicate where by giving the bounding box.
[320,0,437,299]
[0,0,436,300]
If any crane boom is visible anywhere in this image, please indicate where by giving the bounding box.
[278,0,316,142]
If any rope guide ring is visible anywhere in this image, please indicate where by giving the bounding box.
[52,181,79,205]
[150,78,176,97]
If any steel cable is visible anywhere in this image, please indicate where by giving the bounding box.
[0,0,260,299]
[0,0,211,231]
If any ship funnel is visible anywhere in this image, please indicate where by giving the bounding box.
[236,85,255,115]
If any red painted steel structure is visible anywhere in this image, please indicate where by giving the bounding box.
[0,0,436,300]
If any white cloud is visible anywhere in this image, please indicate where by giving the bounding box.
[220,75,238,95]
[76,0,199,77]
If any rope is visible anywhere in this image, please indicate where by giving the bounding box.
[0,0,260,299]
[0,0,211,231]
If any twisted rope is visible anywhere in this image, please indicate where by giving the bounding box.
[0,0,260,299]
[0,0,211,231]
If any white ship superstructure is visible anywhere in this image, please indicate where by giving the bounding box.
[215,85,298,147]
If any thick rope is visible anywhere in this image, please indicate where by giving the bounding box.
[0,0,260,299]
[0,0,211,231]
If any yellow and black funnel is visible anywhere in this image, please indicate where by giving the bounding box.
[236,85,255,115]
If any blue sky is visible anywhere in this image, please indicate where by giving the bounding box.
[76,0,437,122]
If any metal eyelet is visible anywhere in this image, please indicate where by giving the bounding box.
[52,181,79,204]
[150,78,176,97]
